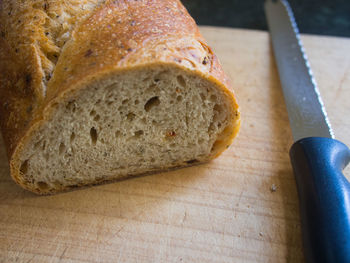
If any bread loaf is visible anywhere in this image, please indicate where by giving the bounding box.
[0,0,240,194]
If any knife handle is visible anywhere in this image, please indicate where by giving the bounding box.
[290,137,350,263]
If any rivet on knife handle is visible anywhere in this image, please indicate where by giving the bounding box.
[264,0,350,262]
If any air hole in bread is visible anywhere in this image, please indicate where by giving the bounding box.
[122,99,129,105]
[70,132,75,143]
[135,99,139,105]
[34,140,42,150]
[148,83,156,89]
[154,71,169,82]
[42,141,46,150]
[20,160,29,175]
[144,96,160,112]
[66,100,76,112]
[134,130,144,138]
[90,127,98,145]
[37,181,49,191]
[210,95,217,102]
[127,112,136,121]
[115,130,121,138]
[177,96,183,102]
[176,75,186,87]
[90,110,96,116]
[213,104,222,113]
[93,114,100,122]
[212,104,223,123]
[59,142,65,155]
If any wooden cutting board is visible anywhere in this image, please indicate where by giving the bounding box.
[1,26,350,263]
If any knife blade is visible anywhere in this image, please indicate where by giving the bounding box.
[264,1,350,262]
[264,0,333,142]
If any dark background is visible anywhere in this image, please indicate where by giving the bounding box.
[181,0,350,37]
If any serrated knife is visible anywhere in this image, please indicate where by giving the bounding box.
[264,0,350,262]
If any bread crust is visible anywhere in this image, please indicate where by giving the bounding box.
[0,0,240,193]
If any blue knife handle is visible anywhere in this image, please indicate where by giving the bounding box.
[290,137,350,263]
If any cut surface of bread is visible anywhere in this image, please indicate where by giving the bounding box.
[17,65,236,193]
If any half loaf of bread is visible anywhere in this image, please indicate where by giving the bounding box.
[0,0,240,194]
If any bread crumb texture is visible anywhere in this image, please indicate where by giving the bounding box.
[20,67,233,193]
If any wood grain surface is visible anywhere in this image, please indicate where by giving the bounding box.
[1,26,350,263]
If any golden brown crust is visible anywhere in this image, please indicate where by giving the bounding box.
[0,0,240,193]
[0,0,107,158]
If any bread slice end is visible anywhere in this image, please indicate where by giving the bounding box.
[10,65,240,194]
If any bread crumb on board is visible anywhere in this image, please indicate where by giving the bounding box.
[270,184,277,193]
